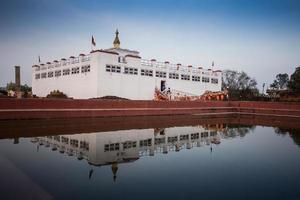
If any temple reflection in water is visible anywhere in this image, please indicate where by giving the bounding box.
[29,124,253,180]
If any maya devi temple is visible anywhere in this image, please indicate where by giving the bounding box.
[32,30,222,100]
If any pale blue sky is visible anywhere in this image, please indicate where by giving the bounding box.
[1,0,300,89]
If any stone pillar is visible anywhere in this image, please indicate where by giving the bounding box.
[14,66,21,98]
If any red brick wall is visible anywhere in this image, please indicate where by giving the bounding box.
[0,98,231,109]
[0,99,300,119]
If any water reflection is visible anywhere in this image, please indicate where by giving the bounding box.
[1,118,300,200]
[274,127,300,146]
[28,124,254,181]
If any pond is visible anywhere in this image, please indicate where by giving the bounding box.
[0,116,300,200]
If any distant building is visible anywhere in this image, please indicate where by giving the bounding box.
[32,30,222,100]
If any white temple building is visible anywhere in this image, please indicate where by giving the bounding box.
[32,30,222,100]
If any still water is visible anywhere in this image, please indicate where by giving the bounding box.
[1,121,300,200]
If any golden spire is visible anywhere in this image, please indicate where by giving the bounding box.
[113,29,120,48]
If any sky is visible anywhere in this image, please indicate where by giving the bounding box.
[0,0,300,90]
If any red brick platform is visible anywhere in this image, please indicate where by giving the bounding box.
[0,98,300,120]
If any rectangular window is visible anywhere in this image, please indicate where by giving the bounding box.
[55,70,61,77]
[81,65,91,73]
[48,71,54,78]
[169,73,179,79]
[155,71,167,78]
[180,134,189,141]
[139,139,152,147]
[70,139,78,148]
[80,141,89,150]
[35,73,40,79]
[106,65,110,72]
[181,74,190,80]
[202,77,210,83]
[211,78,218,84]
[192,75,201,82]
[168,136,178,143]
[141,69,153,77]
[106,65,121,73]
[63,68,70,76]
[123,141,137,150]
[61,137,69,144]
[154,138,165,145]
[191,133,199,140]
[201,132,209,138]
[41,72,47,78]
[71,67,80,74]
[124,67,138,75]
[210,131,217,137]
[104,143,120,152]
[53,136,60,142]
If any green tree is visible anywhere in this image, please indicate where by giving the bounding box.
[270,73,289,89]
[222,70,258,100]
[6,82,16,91]
[288,66,300,93]
[6,82,32,92]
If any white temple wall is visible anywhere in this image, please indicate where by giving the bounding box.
[97,53,156,100]
[32,59,98,99]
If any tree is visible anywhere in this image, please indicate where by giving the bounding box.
[6,82,16,91]
[222,70,258,91]
[6,82,32,92]
[288,66,300,93]
[270,73,289,90]
[222,70,258,100]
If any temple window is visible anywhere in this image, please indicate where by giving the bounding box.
[124,67,138,75]
[81,65,91,73]
[63,68,70,76]
[35,73,40,79]
[192,75,201,82]
[181,74,190,81]
[202,77,210,83]
[71,67,80,74]
[141,69,153,77]
[169,73,179,79]
[211,78,218,84]
[48,71,54,78]
[155,71,167,78]
[55,70,61,77]
[106,65,121,73]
